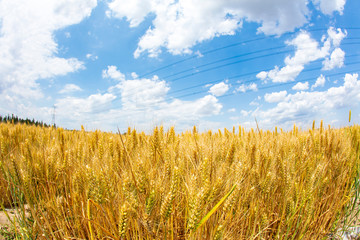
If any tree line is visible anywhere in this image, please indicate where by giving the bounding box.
[0,114,52,127]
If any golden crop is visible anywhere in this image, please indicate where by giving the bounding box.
[0,122,359,239]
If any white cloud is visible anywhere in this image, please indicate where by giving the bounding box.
[258,31,329,83]
[153,95,222,123]
[102,65,125,81]
[113,76,170,109]
[209,82,229,96]
[86,53,98,61]
[292,82,309,91]
[93,67,223,131]
[257,28,346,83]
[59,83,83,94]
[256,71,268,81]
[107,0,153,28]
[131,0,243,58]
[256,73,360,129]
[107,0,345,58]
[248,83,258,92]
[55,93,117,126]
[250,100,259,106]
[103,66,171,110]
[195,51,204,58]
[0,0,97,100]
[97,94,223,132]
[237,83,257,93]
[228,108,236,113]
[327,27,347,47]
[107,68,222,116]
[0,93,53,124]
[237,85,246,93]
[313,0,346,15]
[322,48,345,70]
[103,67,168,111]
[57,93,116,113]
[312,74,326,89]
[241,110,251,117]
[193,95,222,116]
[264,90,288,103]
[250,96,261,106]
[131,72,139,79]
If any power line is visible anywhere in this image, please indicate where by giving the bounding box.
[218,67,360,99]
[169,69,269,95]
[168,41,360,82]
[113,41,360,100]
[164,47,289,80]
[137,27,360,79]
[77,67,360,124]
[61,29,360,118]
[170,50,292,82]
[137,36,268,78]
[86,44,295,112]
[172,60,360,99]
[169,53,360,96]
[97,49,360,110]
[78,62,360,121]
[83,30,360,109]
[80,55,360,115]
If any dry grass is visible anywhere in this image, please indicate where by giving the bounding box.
[0,122,359,239]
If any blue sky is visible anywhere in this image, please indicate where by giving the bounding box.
[0,0,360,132]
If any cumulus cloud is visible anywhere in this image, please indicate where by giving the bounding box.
[0,0,97,99]
[250,100,259,106]
[131,72,139,79]
[59,84,83,94]
[241,110,251,117]
[209,82,229,96]
[0,93,53,124]
[264,90,288,103]
[313,0,346,15]
[256,73,360,128]
[107,0,152,28]
[327,27,347,47]
[132,0,243,57]
[113,76,170,109]
[312,74,326,89]
[193,95,222,116]
[322,48,345,70]
[55,93,117,128]
[90,66,223,131]
[292,82,309,91]
[86,53,98,61]
[257,31,329,83]
[237,83,257,93]
[249,96,261,106]
[107,0,345,58]
[56,93,116,115]
[102,65,126,81]
[163,98,221,126]
[256,71,268,81]
[257,27,346,83]
[105,67,222,116]
[104,66,169,109]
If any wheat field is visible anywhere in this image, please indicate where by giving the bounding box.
[0,121,359,239]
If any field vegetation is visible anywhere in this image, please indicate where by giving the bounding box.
[0,121,359,239]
